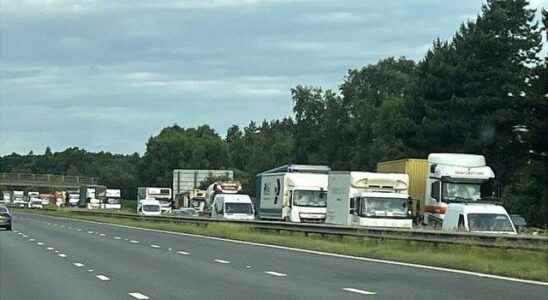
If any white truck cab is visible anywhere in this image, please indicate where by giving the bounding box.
[210,194,255,220]
[28,197,43,209]
[138,199,162,216]
[326,172,412,229]
[103,189,122,209]
[425,153,495,225]
[442,203,517,234]
[13,191,27,207]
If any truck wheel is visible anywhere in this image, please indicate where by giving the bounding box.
[7,225,12,231]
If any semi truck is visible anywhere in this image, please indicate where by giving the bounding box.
[326,172,412,228]
[256,164,330,223]
[78,185,106,209]
[377,153,497,226]
[66,189,80,207]
[173,169,234,200]
[137,187,172,213]
[103,189,122,209]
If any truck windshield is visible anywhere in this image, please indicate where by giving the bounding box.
[359,197,407,217]
[143,205,160,212]
[225,203,253,214]
[443,182,481,202]
[293,190,327,207]
[467,214,514,232]
[191,198,205,209]
[106,198,120,204]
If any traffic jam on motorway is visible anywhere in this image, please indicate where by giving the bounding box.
[0,153,527,235]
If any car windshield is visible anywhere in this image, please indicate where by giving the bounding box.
[467,214,515,232]
[293,190,327,207]
[143,205,160,212]
[225,203,253,215]
[443,182,481,202]
[359,197,408,217]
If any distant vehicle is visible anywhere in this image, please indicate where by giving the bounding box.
[210,193,255,220]
[378,153,498,226]
[256,164,330,223]
[442,203,517,234]
[137,187,172,213]
[67,190,80,207]
[172,208,199,218]
[12,191,27,207]
[0,191,10,205]
[0,206,12,231]
[138,199,162,216]
[102,189,122,209]
[39,194,51,206]
[179,189,208,214]
[79,186,106,209]
[28,197,43,209]
[509,214,527,233]
[326,172,412,229]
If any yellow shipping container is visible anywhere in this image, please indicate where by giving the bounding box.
[377,159,428,216]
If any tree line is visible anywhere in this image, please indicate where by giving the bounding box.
[1,1,546,226]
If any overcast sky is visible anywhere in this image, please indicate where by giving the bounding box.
[1,0,546,156]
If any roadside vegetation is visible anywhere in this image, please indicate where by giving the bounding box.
[17,208,548,282]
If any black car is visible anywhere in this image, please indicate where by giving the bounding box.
[0,206,12,231]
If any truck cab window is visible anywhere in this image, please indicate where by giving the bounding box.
[431,181,440,201]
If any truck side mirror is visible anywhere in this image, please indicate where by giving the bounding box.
[349,209,355,215]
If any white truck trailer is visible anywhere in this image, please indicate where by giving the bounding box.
[326,172,412,228]
[103,189,122,209]
[12,191,27,207]
[256,165,330,223]
[137,187,172,213]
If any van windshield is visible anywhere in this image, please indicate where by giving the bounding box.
[107,198,120,204]
[225,203,253,214]
[293,190,327,207]
[143,205,160,212]
[467,214,514,232]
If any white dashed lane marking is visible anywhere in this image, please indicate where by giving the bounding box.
[150,244,160,248]
[37,242,44,245]
[114,236,121,240]
[214,259,230,264]
[73,263,85,267]
[99,233,106,237]
[129,292,149,299]
[29,238,35,241]
[130,240,139,244]
[47,247,54,251]
[343,288,376,295]
[87,269,94,272]
[58,253,67,258]
[177,251,190,255]
[265,271,287,277]
[96,275,110,281]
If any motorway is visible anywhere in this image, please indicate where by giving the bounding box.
[1,212,547,300]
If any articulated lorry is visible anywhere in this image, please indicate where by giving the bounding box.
[66,189,80,207]
[326,172,412,228]
[377,153,498,226]
[137,187,172,213]
[79,185,106,209]
[256,164,330,223]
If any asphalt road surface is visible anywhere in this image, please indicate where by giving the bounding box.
[1,212,547,300]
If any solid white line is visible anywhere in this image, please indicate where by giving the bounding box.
[73,263,85,267]
[343,288,376,295]
[58,253,67,258]
[96,275,110,281]
[265,271,286,277]
[150,244,160,248]
[129,292,149,299]
[177,251,190,255]
[26,212,548,286]
[214,259,230,264]
[130,240,139,244]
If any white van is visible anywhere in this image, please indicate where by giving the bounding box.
[138,199,162,216]
[210,194,255,220]
[442,203,516,234]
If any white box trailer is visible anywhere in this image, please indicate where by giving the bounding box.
[256,165,330,223]
[12,191,26,207]
[326,172,412,228]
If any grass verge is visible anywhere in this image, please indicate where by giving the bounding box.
[15,208,548,282]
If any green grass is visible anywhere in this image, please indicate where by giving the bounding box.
[15,208,548,282]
